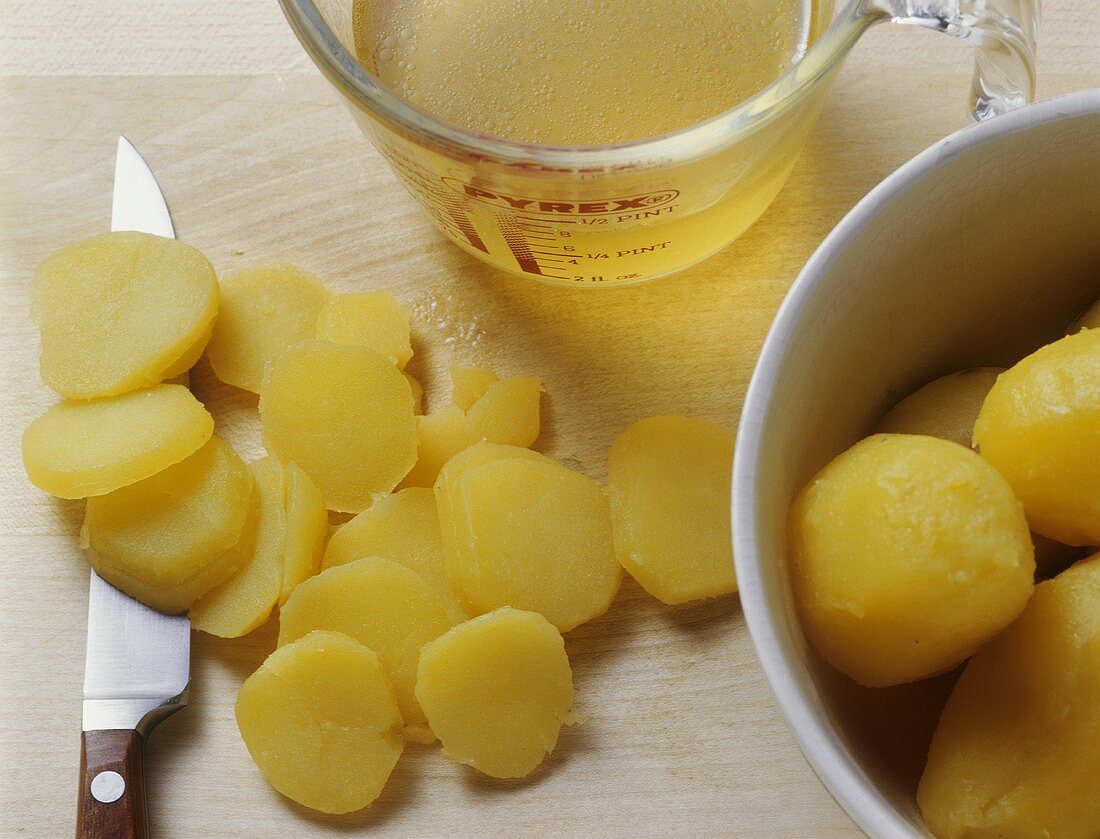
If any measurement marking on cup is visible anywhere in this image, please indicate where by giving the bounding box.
[496,213,545,276]
[378,144,491,254]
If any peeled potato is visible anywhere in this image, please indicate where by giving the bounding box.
[450,365,498,411]
[875,368,1004,449]
[89,505,257,614]
[436,442,621,631]
[278,557,455,737]
[974,329,1100,546]
[416,608,574,779]
[1069,297,1100,332]
[260,341,417,512]
[279,461,327,605]
[323,488,466,622]
[608,416,737,605]
[401,407,467,488]
[316,292,413,369]
[874,368,1077,576]
[401,372,542,487]
[22,384,213,499]
[191,458,286,637]
[83,436,254,612]
[31,231,218,399]
[205,263,330,392]
[236,630,403,814]
[789,434,1034,687]
[918,554,1100,838]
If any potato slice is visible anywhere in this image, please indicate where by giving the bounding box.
[88,479,257,615]
[876,368,1004,449]
[278,557,456,736]
[83,436,254,613]
[323,488,466,622]
[191,458,286,637]
[31,231,218,399]
[280,461,327,605]
[89,505,257,615]
[415,608,574,779]
[205,263,330,393]
[450,365,498,411]
[435,442,621,631]
[236,630,403,814]
[918,553,1100,838]
[974,329,1100,546]
[316,292,413,369]
[260,341,417,512]
[401,373,542,487]
[608,416,737,605]
[22,384,213,499]
[790,434,1035,687]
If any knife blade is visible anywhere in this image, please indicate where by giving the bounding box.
[78,137,190,839]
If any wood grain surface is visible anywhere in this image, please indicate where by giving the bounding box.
[2,3,1098,837]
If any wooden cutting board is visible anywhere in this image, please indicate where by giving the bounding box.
[2,3,1097,836]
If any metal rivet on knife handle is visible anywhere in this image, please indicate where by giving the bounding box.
[90,771,126,804]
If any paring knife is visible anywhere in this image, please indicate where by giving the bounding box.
[78,137,190,839]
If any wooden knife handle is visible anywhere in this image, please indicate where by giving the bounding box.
[77,729,147,839]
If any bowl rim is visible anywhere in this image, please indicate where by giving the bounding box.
[731,88,1100,839]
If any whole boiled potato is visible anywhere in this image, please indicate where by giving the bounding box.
[875,367,1004,449]
[918,553,1100,838]
[974,328,1100,546]
[789,434,1034,687]
[876,367,1079,576]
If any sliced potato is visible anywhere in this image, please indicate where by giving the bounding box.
[323,487,466,622]
[435,442,620,631]
[260,341,417,512]
[89,509,256,615]
[280,461,327,605]
[22,384,213,499]
[974,329,1100,545]
[278,557,456,735]
[205,263,330,393]
[608,416,737,605]
[401,372,542,487]
[875,368,1005,449]
[466,375,541,443]
[316,291,413,369]
[191,458,286,637]
[83,437,254,612]
[88,479,257,615]
[415,608,574,779]
[31,231,218,399]
[918,553,1100,838]
[236,630,404,814]
[450,365,498,411]
[400,406,467,489]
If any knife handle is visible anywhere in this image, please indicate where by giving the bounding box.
[77,729,147,839]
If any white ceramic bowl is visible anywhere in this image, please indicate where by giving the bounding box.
[732,90,1100,838]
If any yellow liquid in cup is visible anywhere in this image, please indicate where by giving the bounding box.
[355,0,808,145]
[352,0,818,284]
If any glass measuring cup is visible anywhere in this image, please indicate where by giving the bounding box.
[280,0,1038,287]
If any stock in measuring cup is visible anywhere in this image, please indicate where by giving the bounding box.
[282,0,1038,287]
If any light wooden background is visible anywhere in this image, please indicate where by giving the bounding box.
[1,2,1097,837]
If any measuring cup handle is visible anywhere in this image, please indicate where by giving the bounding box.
[868,0,1039,120]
